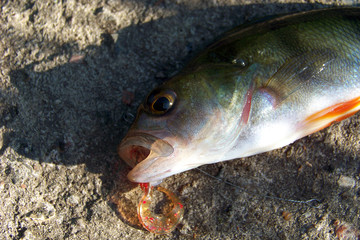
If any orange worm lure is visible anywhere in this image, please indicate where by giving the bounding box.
[138,183,184,234]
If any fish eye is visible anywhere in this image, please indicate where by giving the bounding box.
[146,89,177,115]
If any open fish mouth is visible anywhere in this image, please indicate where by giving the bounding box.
[118,132,174,182]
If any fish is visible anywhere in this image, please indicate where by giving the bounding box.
[118,8,360,185]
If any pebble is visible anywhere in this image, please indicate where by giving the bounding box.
[28,202,56,222]
[337,176,356,188]
[282,211,292,221]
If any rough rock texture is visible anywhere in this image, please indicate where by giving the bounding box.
[1,1,360,239]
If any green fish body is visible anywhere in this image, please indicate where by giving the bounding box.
[119,8,360,184]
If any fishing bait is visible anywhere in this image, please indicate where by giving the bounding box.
[118,8,360,233]
[137,183,184,234]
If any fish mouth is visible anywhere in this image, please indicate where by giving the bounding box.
[118,132,174,183]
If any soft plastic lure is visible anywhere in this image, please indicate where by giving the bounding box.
[137,183,184,234]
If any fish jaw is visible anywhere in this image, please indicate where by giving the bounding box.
[118,130,227,184]
[126,149,184,184]
[118,131,188,184]
[126,146,221,184]
[118,132,174,166]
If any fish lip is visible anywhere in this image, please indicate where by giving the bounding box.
[127,165,172,184]
[118,131,174,175]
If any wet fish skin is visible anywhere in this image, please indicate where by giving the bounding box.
[119,8,360,184]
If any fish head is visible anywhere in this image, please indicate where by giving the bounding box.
[119,63,252,184]
[119,66,243,184]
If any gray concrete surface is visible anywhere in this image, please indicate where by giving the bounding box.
[1,0,360,239]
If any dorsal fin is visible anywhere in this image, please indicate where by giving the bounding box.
[262,51,335,106]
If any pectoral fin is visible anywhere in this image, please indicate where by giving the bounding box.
[262,51,335,106]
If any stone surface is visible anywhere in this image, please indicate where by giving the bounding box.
[1,1,359,239]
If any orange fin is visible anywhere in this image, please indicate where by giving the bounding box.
[300,96,360,135]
